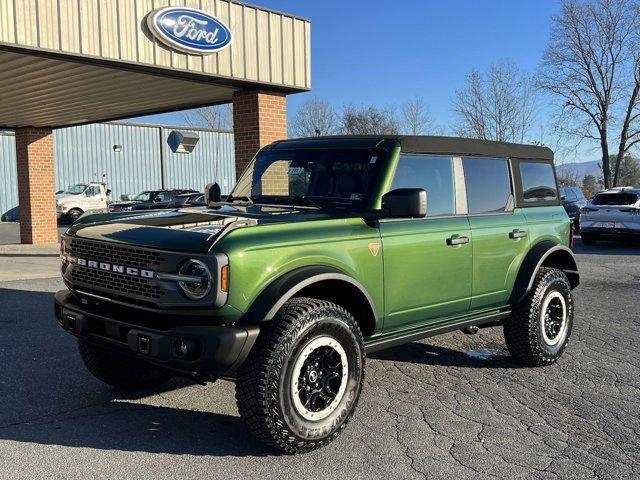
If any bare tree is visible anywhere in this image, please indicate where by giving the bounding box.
[402,96,434,135]
[182,104,233,131]
[290,97,338,137]
[452,61,537,143]
[539,0,640,188]
[339,104,400,135]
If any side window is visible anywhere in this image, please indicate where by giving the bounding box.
[462,157,512,214]
[391,155,455,216]
[519,162,558,202]
[85,186,100,196]
[155,192,171,202]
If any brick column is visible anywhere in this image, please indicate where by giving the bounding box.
[15,127,58,245]
[232,90,287,177]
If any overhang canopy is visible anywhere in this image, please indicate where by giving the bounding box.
[0,0,310,129]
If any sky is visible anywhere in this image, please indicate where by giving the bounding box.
[130,0,594,163]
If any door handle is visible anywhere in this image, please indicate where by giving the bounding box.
[509,229,528,239]
[446,235,469,246]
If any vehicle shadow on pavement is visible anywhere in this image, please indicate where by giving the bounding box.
[368,340,518,369]
[0,286,275,457]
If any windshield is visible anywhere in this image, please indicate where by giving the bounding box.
[133,191,153,202]
[230,148,385,208]
[64,184,88,195]
[592,192,638,206]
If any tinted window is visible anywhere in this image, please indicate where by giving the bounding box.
[462,157,512,214]
[592,192,638,205]
[392,155,455,216]
[155,192,172,202]
[519,162,558,202]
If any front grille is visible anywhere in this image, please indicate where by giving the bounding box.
[70,266,165,299]
[68,239,166,300]
[69,239,165,269]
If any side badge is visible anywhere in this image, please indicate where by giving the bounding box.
[368,243,380,256]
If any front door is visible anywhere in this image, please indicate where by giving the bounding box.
[380,155,472,333]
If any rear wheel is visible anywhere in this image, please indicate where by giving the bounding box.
[78,340,172,390]
[235,297,364,454]
[504,267,574,367]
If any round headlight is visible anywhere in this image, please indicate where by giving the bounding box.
[178,259,212,300]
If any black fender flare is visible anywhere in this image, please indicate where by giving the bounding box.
[241,265,379,327]
[509,241,579,305]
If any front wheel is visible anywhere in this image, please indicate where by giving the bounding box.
[235,297,364,454]
[66,208,84,224]
[504,267,574,367]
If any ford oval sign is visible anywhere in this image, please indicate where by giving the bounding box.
[147,7,232,55]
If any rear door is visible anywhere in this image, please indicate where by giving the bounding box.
[463,157,530,311]
[380,155,472,332]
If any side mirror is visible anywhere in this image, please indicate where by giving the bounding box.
[205,182,222,205]
[560,195,567,201]
[381,188,427,218]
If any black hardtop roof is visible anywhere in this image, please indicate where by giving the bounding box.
[267,135,553,161]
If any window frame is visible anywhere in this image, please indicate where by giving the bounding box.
[460,155,516,217]
[511,158,561,207]
[388,153,461,218]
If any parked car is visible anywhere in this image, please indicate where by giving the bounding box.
[108,189,197,212]
[56,136,579,453]
[171,192,206,208]
[56,182,110,223]
[560,186,587,229]
[579,187,640,245]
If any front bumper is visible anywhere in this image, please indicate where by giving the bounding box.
[580,226,640,238]
[54,289,259,379]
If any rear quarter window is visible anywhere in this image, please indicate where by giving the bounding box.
[514,160,559,206]
[462,157,513,214]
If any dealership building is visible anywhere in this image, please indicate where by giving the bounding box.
[0,0,310,243]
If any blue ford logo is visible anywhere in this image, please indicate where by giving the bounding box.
[147,7,232,55]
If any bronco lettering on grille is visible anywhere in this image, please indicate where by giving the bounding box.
[76,257,155,278]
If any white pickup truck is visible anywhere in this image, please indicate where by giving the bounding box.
[56,183,110,223]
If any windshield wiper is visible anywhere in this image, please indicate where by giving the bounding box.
[289,196,323,209]
[225,194,254,205]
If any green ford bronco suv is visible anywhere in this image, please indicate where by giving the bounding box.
[55,136,579,453]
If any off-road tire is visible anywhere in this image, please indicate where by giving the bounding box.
[78,339,172,390]
[235,297,365,454]
[581,233,596,246]
[504,267,574,367]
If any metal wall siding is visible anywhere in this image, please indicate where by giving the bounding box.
[54,124,162,201]
[0,133,18,220]
[1,0,311,90]
[163,129,235,194]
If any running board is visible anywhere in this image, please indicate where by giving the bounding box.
[364,310,511,354]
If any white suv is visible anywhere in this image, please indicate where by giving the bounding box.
[579,187,640,245]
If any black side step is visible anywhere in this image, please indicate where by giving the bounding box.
[364,310,511,354]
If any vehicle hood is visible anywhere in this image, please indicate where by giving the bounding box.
[65,204,348,253]
[56,193,79,203]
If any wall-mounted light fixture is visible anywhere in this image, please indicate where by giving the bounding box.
[113,144,123,153]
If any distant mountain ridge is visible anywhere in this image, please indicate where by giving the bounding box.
[556,160,600,180]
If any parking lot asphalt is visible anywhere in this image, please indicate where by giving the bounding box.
[0,239,638,479]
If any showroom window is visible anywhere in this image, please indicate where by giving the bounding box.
[392,155,455,216]
[463,157,513,214]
